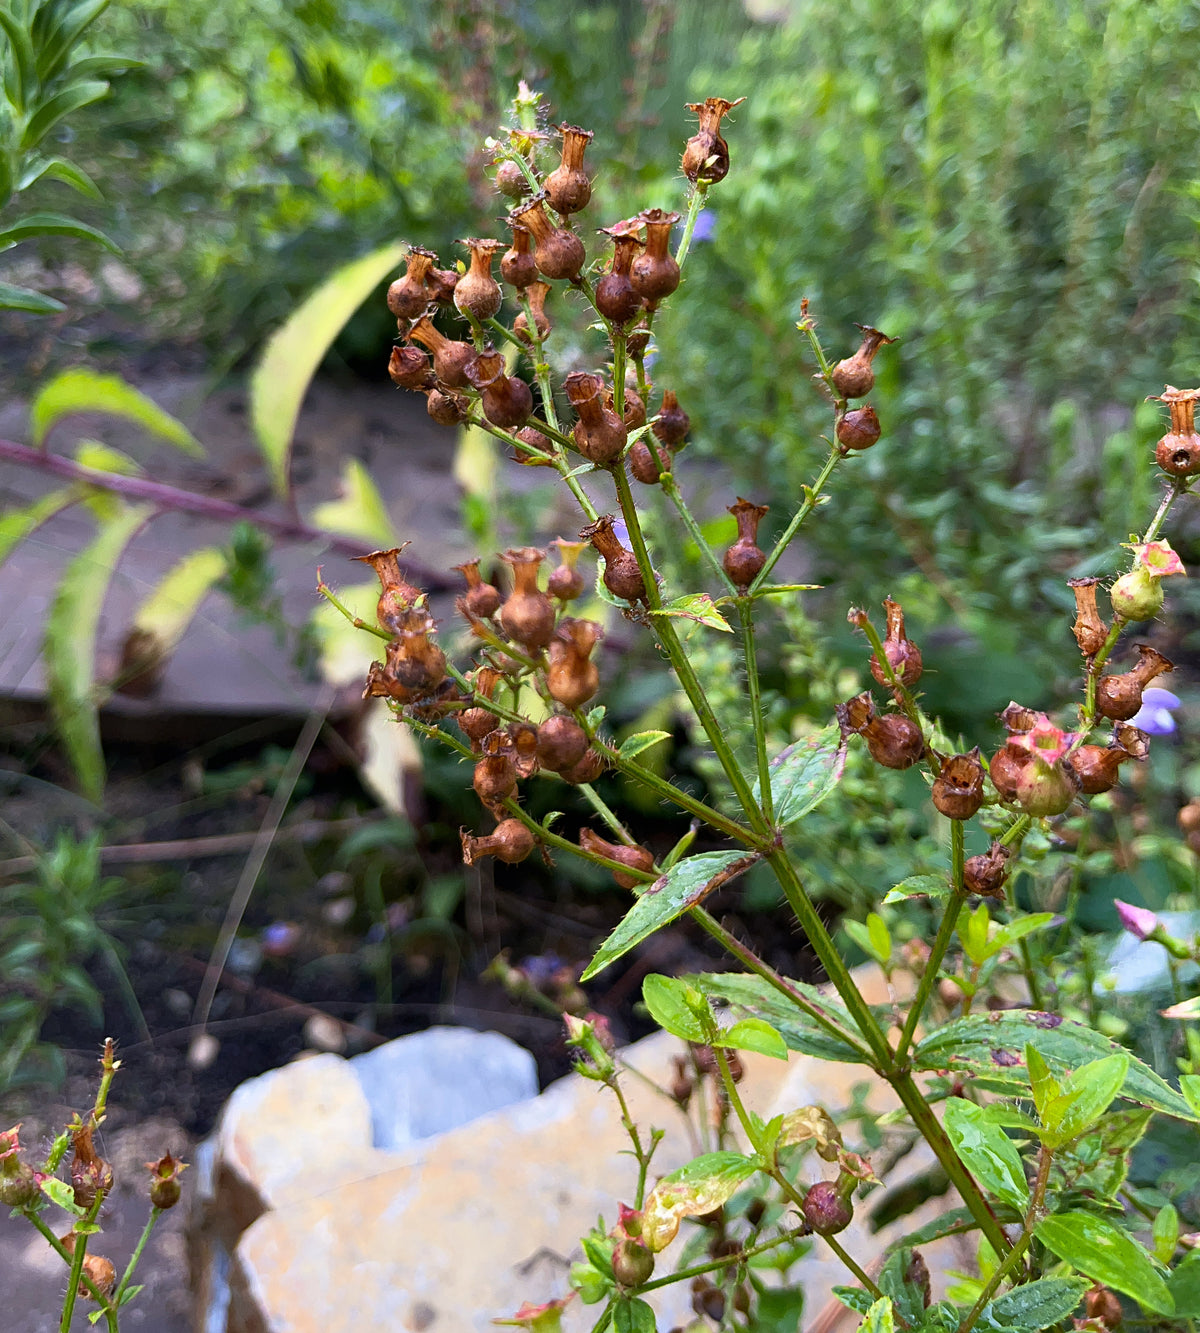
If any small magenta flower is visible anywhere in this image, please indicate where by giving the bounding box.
[1130,686,1180,736]
[1115,899,1161,942]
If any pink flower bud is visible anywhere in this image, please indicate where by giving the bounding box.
[1114,899,1160,941]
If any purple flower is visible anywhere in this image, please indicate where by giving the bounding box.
[1115,899,1160,941]
[691,208,716,243]
[1129,687,1180,736]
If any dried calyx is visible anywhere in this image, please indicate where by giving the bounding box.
[464,344,533,429]
[1067,577,1108,655]
[836,691,924,769]
[578,829,655,889]
[681,96,745,184]
[1153,386,1200,477]
[454,238,506,321]
[595,220,644,324]
[355,546,424,632]
[931,750,985,820]
[582,514,647,604]
[1070,723,1150,795]
[547,617,602,707]
[652,390,690,448]
[544,124,593,216]
[565,370,627,465]
[862,598,923,689]
[630,209,681,304]
[387,246,439,321]
[723,498,769,590]
[511,193,586,281]
[1096,643,1174,721]
[964,842,1012,897]
[830,325,895,399]
[462,818,536,865]
[408,314,474,388]
[454,558,502,620]
[547,538,588,600]
[500,546,556,649]
[513,280,552,344]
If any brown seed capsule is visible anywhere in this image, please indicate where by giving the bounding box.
[513,280,552,344]
[803,1180,853,1235]
[628,440,672,485]
[681,96,745,184]
[386,246,438,320]
[989,744,1026,801]
[595,219,644,324]
[581,514,647,604]
[836,404,882,452]
[1070,724,1149,795]
[454,559,502,619]
[547,617,602,708]
[362,659,414,704]
[544,124,593,216]
[500,222,538,289]
[931,749,986,820]
[511,193,585,281]
[723,497,768,590]
[500,547,555,650]
[1153,386,1200,477]
[509,424,555,466]
[651,390,690,448]
[409,314,474,388]
[558,747,606,785]
[495,157,530,199]
[836,691,925,769]
[508,721,540,779]
[565,370,627,465]
[964,842,1013,897]
[473,730,518,803]
[692,1278,727,1322]
[548,538,588,600]
[457,667,502,747]
[464,345,533,429]
[354,546,423,633]
[1096,644,1174,721]
[1068,577,1109,656]
[454,238,506,321]
[615,386,647,430]
[612,1236,655,1288]
[630,209,681,303]
[830,325,896,399]
[1086,1284,1124,1330]
[868,598,923,688]
[536,714,590,772]
[387,344,434,390]
[70,1126,113,1209]
[386,605,447,692]
[426,387,469,426]
[578,828,655,890]
[146,1152,187,1210]
[462,818,536,865]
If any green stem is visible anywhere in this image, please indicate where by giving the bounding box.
[739,600,774,825]
[316,580,392,641]
[60,1190,107,1333]
[578,781,637,845]
[713,1045,759,1150]
[895,824,967,1062]
[112,1206,162,1310]
[495,795,657,884]
[659,472,738,595]
[674,181,710,269]
[637,1225,808,1293]
[748,446,842,593]
[24,1211,111,1312]
[825,1234,891,1305]
[607,1075,658,1209]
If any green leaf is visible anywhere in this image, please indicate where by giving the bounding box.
[859,1297,894,1333]
[251,240,407,498]
[45,505,150,801]
[20,82,110,151]
[648,592,733,631]
[984,1276,1089,1329]
[1036,1212,1173,1314]
[17,155,102,199]
[0,280,65,313]
[944,1098,1030,1210]
[0,210,116,252]
[717,1018,788,1060]
[754,722,846,826]
[959,902,992,966]
[641,1151,759,1251]
[581,851,754,980]
[617,730,671,760]
[1025,1043,1062,1124]
[642,974,706,1043]
[1169,1249,1200,1316]
[40,1175,84,1215]
[31,369,202,454]
[885,1205,1021,1251]
[0,488,77,569]
[1045,1053,1129,1147]
[33,0,111,84]
[882,873,949,904]
[913,1012,1199,1121]
[130,546,227,651]
[868,912,891,963]
[310,458,393,545]
[983,912,1056,963]
[0,6,34,111]
[613,1298,655,1333]
[1153,1202,1179,1264]
[693,972,872,1064]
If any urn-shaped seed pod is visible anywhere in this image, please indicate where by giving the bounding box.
[803,1180,853,1236]
[723,498,768,589]
[582,514,647,603]
[388,344,434,390]
[427,263,459,304]
[1153,386,1200,477]
[681,96,745,184]
[511,193,585,280]
[652,390,690,448]
[508,721,541,779]
[454,238,506,321]
[500,223,538,289]
[426,387,469,426]
[536,714,589,772]
[454,559,502,619]
[457,667,502,747]
[548,538,588,600]
[386,247,438,320]
[465,345,533,429]
[387,605,446,692]
[354,546,423,632]
[547,617,602,707]
[628,440,672,484]
[836,691,924,769]
[1070,725,1148,795]
[146,1152,187,1210]
[614,386,647,430]
[868,598,923,688]
[462,818,536,865]
[362,658,414,704]
[931,749,985,820]
[830,325,896,399]
[989,743,1026,801]
[1096,644,1174,721]
[565,370,627,464]
[473,730,518,803]
[1086,1286,1125,1331]
[499,546,555,650]
[612,1237,655,1288]
[836,404,881,452]
[513,280,552,344]
[545,124,593,215]
[595,220,644,324]
[409,315,475,388]
[558,746,606,785]
[630,209,682,303]
[579,828,655,889]
[495,157,530,199]
[80,1253,117,1299]
[1067,577,1108,655]
[964,842,1012,897]
[509,424,555,466]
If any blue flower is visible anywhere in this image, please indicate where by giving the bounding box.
[1129,686,1180,736]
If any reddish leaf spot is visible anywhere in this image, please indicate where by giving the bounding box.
[1030,1011,1063,1029]
[991,1048,1021,1066]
